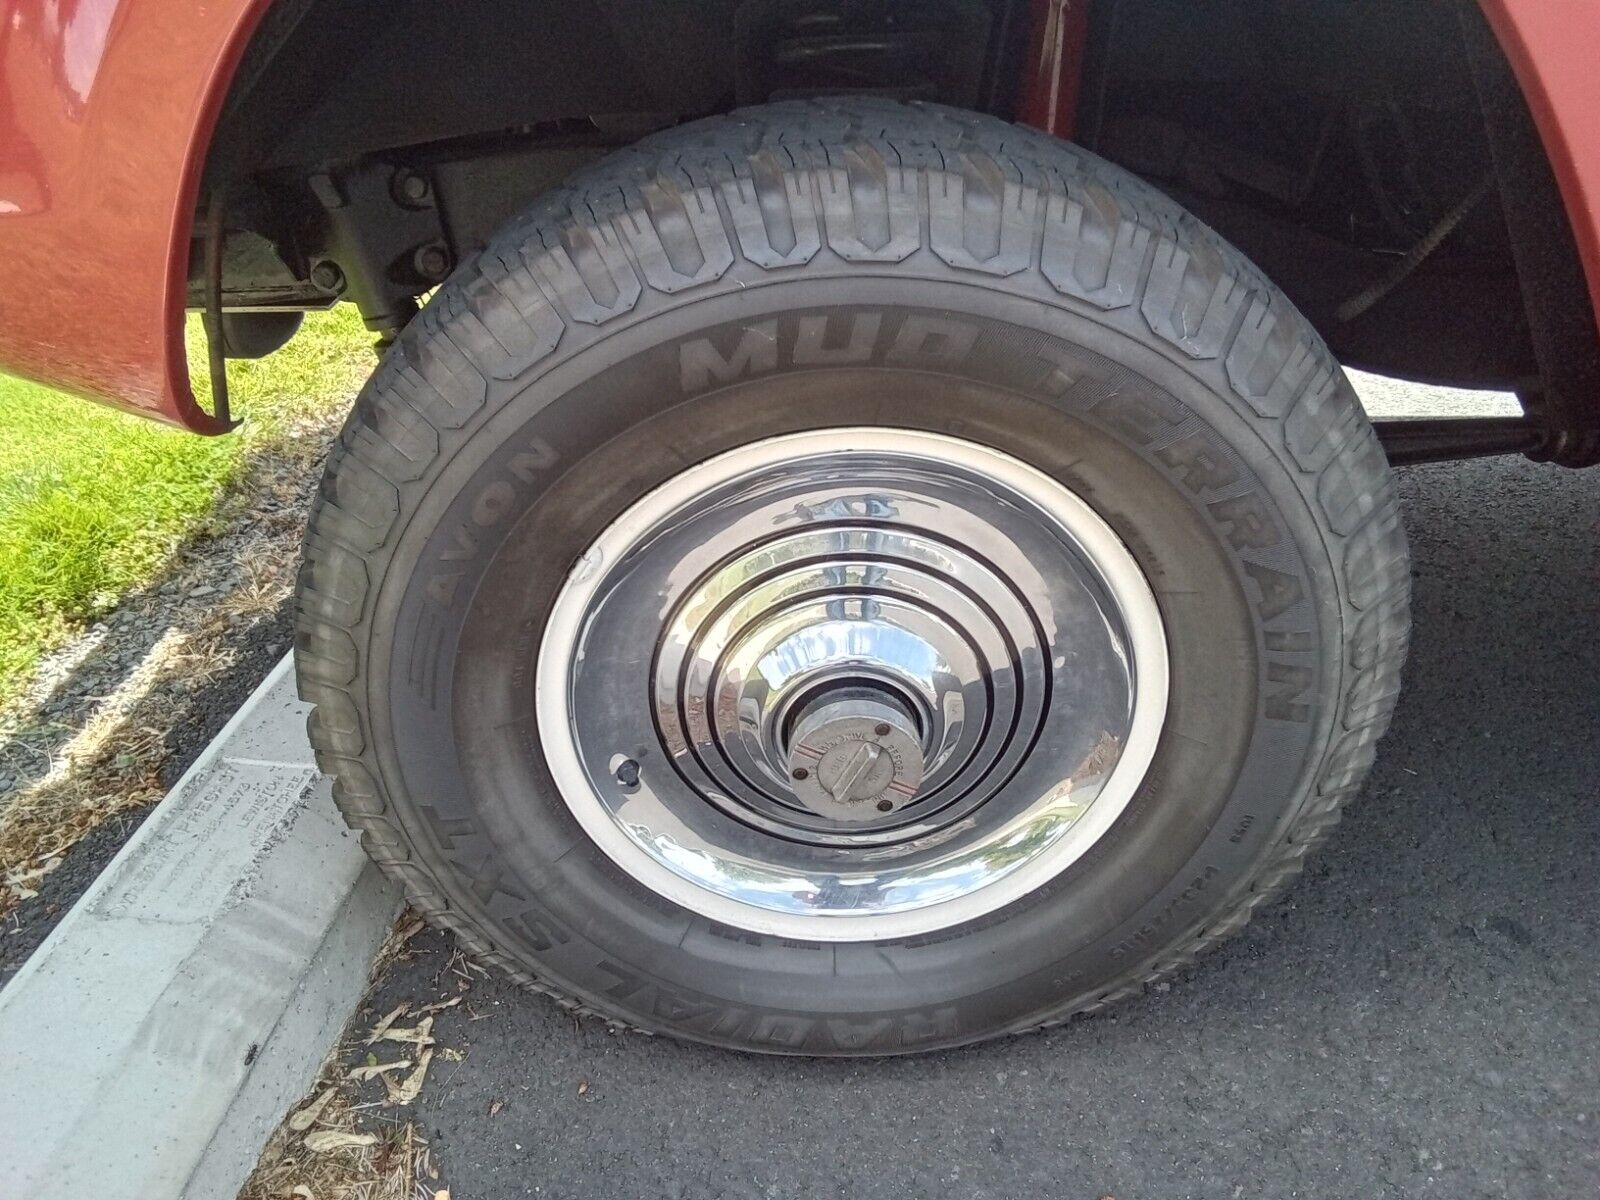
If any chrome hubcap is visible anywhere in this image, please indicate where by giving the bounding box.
[537,428,1168,941]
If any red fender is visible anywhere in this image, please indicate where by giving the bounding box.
[0,0,1596,431]
[0,0,269,432]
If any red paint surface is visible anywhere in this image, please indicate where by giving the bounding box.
[0,0,267,432]
[1477,0,1600,332]
[0,0,1596,431]
[1016,0,1091,139]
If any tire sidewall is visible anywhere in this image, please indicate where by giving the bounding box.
[365,274,1343,1054]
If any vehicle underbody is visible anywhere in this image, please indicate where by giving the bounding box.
[193,0,1600,466]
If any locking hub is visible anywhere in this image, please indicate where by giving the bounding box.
[785,686,925,822]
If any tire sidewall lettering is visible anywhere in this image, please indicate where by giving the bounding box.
[381,297,1335,1051]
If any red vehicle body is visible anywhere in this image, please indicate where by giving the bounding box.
[2,0,1599,456]
[0,0,258,432]
[5,0,1596,1056]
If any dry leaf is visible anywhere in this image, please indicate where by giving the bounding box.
[439,1047,465,1062]
[303,1129,379,1153]
[419,996,462,1015]
[347,1059,412,1082]
[2,857,64,891]
[577,1080,590,1096]
[364,1003,410,1045]
[378,1026,435,1046]
[488,1099,504,1117]
[287,1086,338,1132]
[384,1047,434,1105]
[290,1186,315,1200]
[396,914,426,941]
[377,1015,436,1048]
[434,1191,451,1200]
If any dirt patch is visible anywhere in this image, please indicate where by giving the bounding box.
[0,409,339,978]
[0,607,291,979]
[240,914,457,1200]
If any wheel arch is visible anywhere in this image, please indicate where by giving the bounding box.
[174,0,1600,448]
[3,0,1597,440]
[0,0,275,431]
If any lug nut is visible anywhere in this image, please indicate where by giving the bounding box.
[791,767,810,781]
[413,242,451,282]
[310,260,345,294]
[874,722,891,736]
[876,799,894,812]
[393,169,432,208]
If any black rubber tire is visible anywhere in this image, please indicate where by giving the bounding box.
[295,98,1411,1055]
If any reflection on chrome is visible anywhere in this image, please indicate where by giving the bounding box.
[537,429,1168,941]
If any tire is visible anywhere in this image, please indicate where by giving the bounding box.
[295,98,1410,1055]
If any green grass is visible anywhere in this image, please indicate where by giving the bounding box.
[0,306,370,707]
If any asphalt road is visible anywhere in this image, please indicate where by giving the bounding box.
[358,401,1599,1200]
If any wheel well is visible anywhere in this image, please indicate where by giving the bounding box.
[193,0,1599,457]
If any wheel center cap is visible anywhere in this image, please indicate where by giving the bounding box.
[785,688,924,823]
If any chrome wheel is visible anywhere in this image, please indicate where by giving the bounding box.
[313,98,1410,1052]
[537,428,1168,941]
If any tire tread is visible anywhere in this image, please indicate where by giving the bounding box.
[294,98,1411,1044]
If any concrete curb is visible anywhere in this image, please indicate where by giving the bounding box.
[0,655,401,1200]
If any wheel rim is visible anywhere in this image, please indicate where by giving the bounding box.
[536,428,1168,941]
